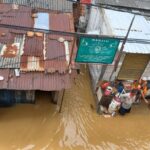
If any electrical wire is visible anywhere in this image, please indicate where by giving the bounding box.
[0,1,149,69]
[0,52,121,68]
[0,1,150,43]
[1,39,150,68]
[1,0,150,16]
[1,24,150,44]
[0,53,75,68]
[68,0,150,17]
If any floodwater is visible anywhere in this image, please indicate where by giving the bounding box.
[0,66,150,150]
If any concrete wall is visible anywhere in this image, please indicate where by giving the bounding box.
[86,7,115,91]
[141,61,150,80]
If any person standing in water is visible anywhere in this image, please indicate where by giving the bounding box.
[139,79,150,105]
[119,89,136,116]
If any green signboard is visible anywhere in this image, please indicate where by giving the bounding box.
[75,37,120,64]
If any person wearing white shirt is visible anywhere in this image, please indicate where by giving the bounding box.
[119,90,136,116]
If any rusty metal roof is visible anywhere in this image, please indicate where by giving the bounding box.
[0,4,76,71]
[48,13,74,41]
[0,4,34,28]
[32,72,71,91]
[95,0,150,10]
[45,34,70,73]
[46,35,65,61]
[0,69,9,89]
[44,13,75,73]
[21,12,75,73]
[0,3,77,91]
[0,69,72,91]
[0,28,14,44]
[45,60,67,74]
[0,34,24,68]
[50,13,70,31]
[20,56,44,72]
[23,35,44,57]
[2,0,73,12]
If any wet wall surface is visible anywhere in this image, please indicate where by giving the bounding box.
[0,66,150,150]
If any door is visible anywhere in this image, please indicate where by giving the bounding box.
[117,54,150,80]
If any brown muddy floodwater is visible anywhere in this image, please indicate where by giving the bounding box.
[0,66,150,150]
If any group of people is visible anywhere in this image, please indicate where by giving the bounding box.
[98,79,150,117]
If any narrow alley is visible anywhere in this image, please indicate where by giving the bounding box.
[0,66,150,150]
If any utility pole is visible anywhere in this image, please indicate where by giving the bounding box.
[58,89,65,113]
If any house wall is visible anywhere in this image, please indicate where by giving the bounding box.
[87,7,115,91]
[0,90,35,106]
[73,3,86,29]
[88,64,102,90]
[86,7,125,90]
[87,7,150,92]
[141,61,150,80]
[106,53,126,81]
[15,90,35,103]
[0,90,15,106]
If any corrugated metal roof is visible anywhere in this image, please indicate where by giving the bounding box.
[0,3,12,12]
[0,34,24,68]
[20,13,75,73]
[0,69,9,89]
[0,4,76,71]
[95,0,150,10]
[0,4,34,28]
[8,70,33,90]
[20,56,44,72]
[45,60,67,74]
[46,35,65,60]
[0,28,14,44]
[44,13,75,73]
[23,36,44,57]
[50,13,70,31]
[0,69,71,91]
[87,7,150,54]
[32,72,71,91]
[45,35,71,73]
[0,4,77,91]
[48,13,74,41]
[104,9,150,53]
[2,0,73,12]
[104,10,150,39]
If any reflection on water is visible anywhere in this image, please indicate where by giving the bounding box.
[0,65,150,150]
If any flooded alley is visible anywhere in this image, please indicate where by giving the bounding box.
[0,66,150,150]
